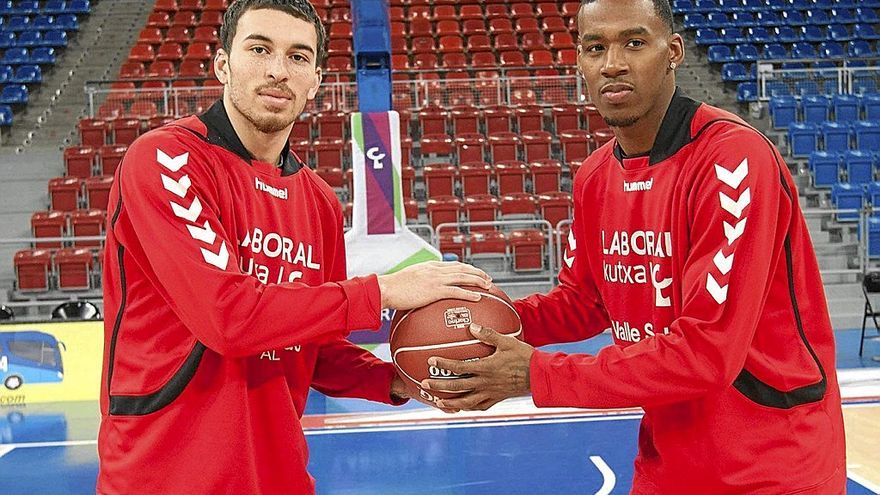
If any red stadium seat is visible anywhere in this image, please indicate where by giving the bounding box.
[500,192,537,218]
[165,26,192,44]
[138,27,164,45]
[435,20,460,36]
[553,104,583,133]
[500,50,526,67]
[178,59,207,78]
[559,129,593,162]
[460,5,484,20]
[508,229,545,271]
[569,161,581,178]
[542,16,569,33]
[184,42,213,62]
[510,3,535,18]
[78,118,107,148]
[99,145,128,176]
[391,53,409,70]
[423,163,457,198]
[495,161,528,194]
[451,106,481,135]
[481,106,512,135]
[471,51,497,69]
[528,50,554,68]
[516,18,541,34]
[409,19,431,37]
[537,3,561,17]
[315,111,346,138]
[401,165,416,199]
[389,37,407,54]
[64,146,97,178]
[427,195,463,230]
[70,209,105,248]
[469,231,507,258]
[146,12,172,29]
[522,130,553,162]
[178,0,203,10]
[118,62,146,80]
[486,4,508,19]
[550,32,575,50]
[557,49,577,66]
[584,103,607,132]
[409,5,430,20]
[412,53,437,70]
[454,133,488,164]
[421,134,454,156]
[522,32,548,51]
[530,159,563,194]
[193,26,218,43]
[316,166,344,188]
[49,177,83,212]
[467,34,492,52]
[330,22,353,39]
[462,19,486,36]
[203,0,227,11]
[198,10,224,27]
[31,211,67,248]
[489,18,514,35]
[400,135,413,167]
[312,137,345,168]
[562,2,580,18]
[419,105,448,135]
[464,194,501,231]
[411,36,435,54]
[154,0,178,12]
[390,21,406,38]
[110,118,142,146]
[14,249,53,292]
[128,43,155,63]
[172,11,198,28]
[459,162,493,196]
[442,52,468,69]
[55,248,95,290]
[329,7,351,22]
[488,132,522,163]
[494,33,519,52]
[388,6,404,21]
[594,128,615,148]
[147,60,176,79]
[85,176,114,211]
[433,5,457,21]
[156,42,184,62]
[438,231,466,260]
[328,38,352,56]
[515,105,545,133]
[404,198,419,222]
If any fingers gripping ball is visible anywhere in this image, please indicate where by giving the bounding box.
[390,285,521,407]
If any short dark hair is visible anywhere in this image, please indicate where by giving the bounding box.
[220,0,328,67]
[580,0,674,34]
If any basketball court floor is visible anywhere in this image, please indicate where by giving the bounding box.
[2,330,879,494]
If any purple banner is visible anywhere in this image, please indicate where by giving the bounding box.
[363,113,395,235]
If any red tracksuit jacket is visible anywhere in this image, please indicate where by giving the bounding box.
[515,91,846,494]
[98,100,401,494]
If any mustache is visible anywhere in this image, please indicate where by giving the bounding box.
[256,84,294,98]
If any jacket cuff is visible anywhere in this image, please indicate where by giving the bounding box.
[339,274,382,332]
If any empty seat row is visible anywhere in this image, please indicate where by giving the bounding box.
[0,29,68,47]
[0,0,90,15]
[30,209,105,248]
[684,9,879,29]
[708,40,877,64]
[770,94,880,128]
[674,0,880,13]
[809,150,880,187]
[13,247,99,292]
[48,175,113,212]
[696,25,879,46]
[0,13,80,32]
[439,228,553,272]
[789,120,880,157]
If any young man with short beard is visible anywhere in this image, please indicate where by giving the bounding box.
[97,1,491,493]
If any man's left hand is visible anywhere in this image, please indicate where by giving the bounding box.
[420,323,535,411]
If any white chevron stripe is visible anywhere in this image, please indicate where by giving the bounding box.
[157,149,189,172]
[201,241,229,270]
[161,174,191,198]
[719,188,751,218]
[714,158,749,189]
[187,221,217,245]
[713,250,734,275]
[170,196,202,223]
[723,218,747,245]
[706,273,729,304]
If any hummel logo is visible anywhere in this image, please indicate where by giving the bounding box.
[623,178,653,192]
[255,177,288,200]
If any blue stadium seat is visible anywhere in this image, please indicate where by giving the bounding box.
[708,45,735,64]
[828,25,853,42]
[803,95,830,124]
[806,9,831,25]
[781,11,807,27]
[761,43,788,60]
[755,12,780,26]
[767,0,791,10]
[4,15,31,32]
[856,78,879,96]
[813,0,834,8]
[10,63,39,84]
[695,29,720,46]
[844,150,875,185]
[833,94,861,122]
[44,1,67,15]
[12,0,39,15]
[854,24,880,41]
[737,82,759,102]
[854,121,880,150]
[867,182,880,209]
[0,104,12,126]
[0,84,28,105]
[720,28,747,44]
[768,81,793,97]
[801,25,826,43]
[748,27,772,44]
[717,0,743,12]
[781,62,807,78]
[721,62,751,82]
[771,96,799,129]
[734,44,759,62]
[849,40,875,58]
[789,122,819,157]
[0,1,13,15]
[672,0,695,13]
[833,8,858,24]
[41,29,67,47]
[775,26,801,44]
[706,13,729,29]
[822,121,852,152]
[683,13,707,29]
[818,41,845,59]
[731,12,755,26]
[864,94,880,121]
[867,218,880,256]
[54,14,78,31]
[694,0,716,13]
[811,151,841,187]
[16,30,40,47]
[1,47,28,64]
[742,0,764,10]
[791,42,817,59]
[67,0,91,15]
[0,65,13,84]
[831,183,862,220]
[32,15,55,31]
[858,8,880,24]
[30,47,55,65]
[0,31,16,49]
[796,80,821,96]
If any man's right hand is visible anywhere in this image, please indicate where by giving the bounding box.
[377,261,492,310]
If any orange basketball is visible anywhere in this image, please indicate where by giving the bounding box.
[389,285,521,407]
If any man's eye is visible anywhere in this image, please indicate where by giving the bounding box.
[291,54,308,62]
[252,46,267,54]
[586,45,604,53]
[627,40,645,48]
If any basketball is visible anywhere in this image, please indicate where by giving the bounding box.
[390,284,522,407]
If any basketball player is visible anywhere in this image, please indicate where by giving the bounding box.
[421,1,847,493]
[97,1,490,493]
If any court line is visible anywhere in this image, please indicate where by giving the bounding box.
[849,471,880,494]
[589,456,616,495]
[1,440,96,449]
[0,445,14,459]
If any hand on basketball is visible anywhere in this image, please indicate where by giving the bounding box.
[377,261,492,310]
[420,323,534,411]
